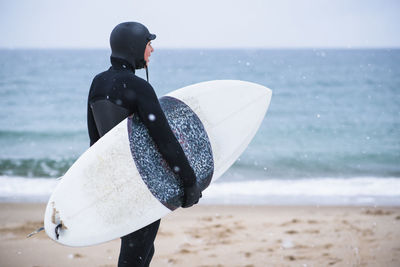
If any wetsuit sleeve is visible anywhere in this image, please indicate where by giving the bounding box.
[87,80,100,146]
[133,82,197,189]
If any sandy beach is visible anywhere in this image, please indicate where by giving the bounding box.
[0,203,399,267]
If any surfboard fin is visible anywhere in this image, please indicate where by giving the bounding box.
[26,226,44,238]
[55,223,62,240]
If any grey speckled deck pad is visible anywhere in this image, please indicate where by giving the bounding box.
[127,96,214,210]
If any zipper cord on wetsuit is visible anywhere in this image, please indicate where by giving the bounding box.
[145,65,149,82]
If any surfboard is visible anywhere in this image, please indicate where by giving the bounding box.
[44,80,272,246]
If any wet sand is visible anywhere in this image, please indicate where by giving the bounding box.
[0,203,399,267]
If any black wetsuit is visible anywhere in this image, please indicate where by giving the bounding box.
[87,57,197,267]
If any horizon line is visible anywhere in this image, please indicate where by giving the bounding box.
[1,46,400,50]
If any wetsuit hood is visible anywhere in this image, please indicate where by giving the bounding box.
[110,22,156,70]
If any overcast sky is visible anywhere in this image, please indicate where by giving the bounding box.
[1,0,399,49]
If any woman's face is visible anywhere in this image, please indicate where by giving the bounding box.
[144,41,154,65]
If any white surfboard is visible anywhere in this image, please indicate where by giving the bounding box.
[44,80,272,246]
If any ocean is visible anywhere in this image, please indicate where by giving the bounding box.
[0,49,399,205]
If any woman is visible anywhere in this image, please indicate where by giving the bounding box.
[87,21,200,267]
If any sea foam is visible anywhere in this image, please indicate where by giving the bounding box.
[1,176,399,205]
[202,177,400,205]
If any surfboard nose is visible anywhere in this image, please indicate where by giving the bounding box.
[168,80,272,180]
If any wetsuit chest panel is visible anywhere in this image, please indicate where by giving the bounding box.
[91,100,131,137]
